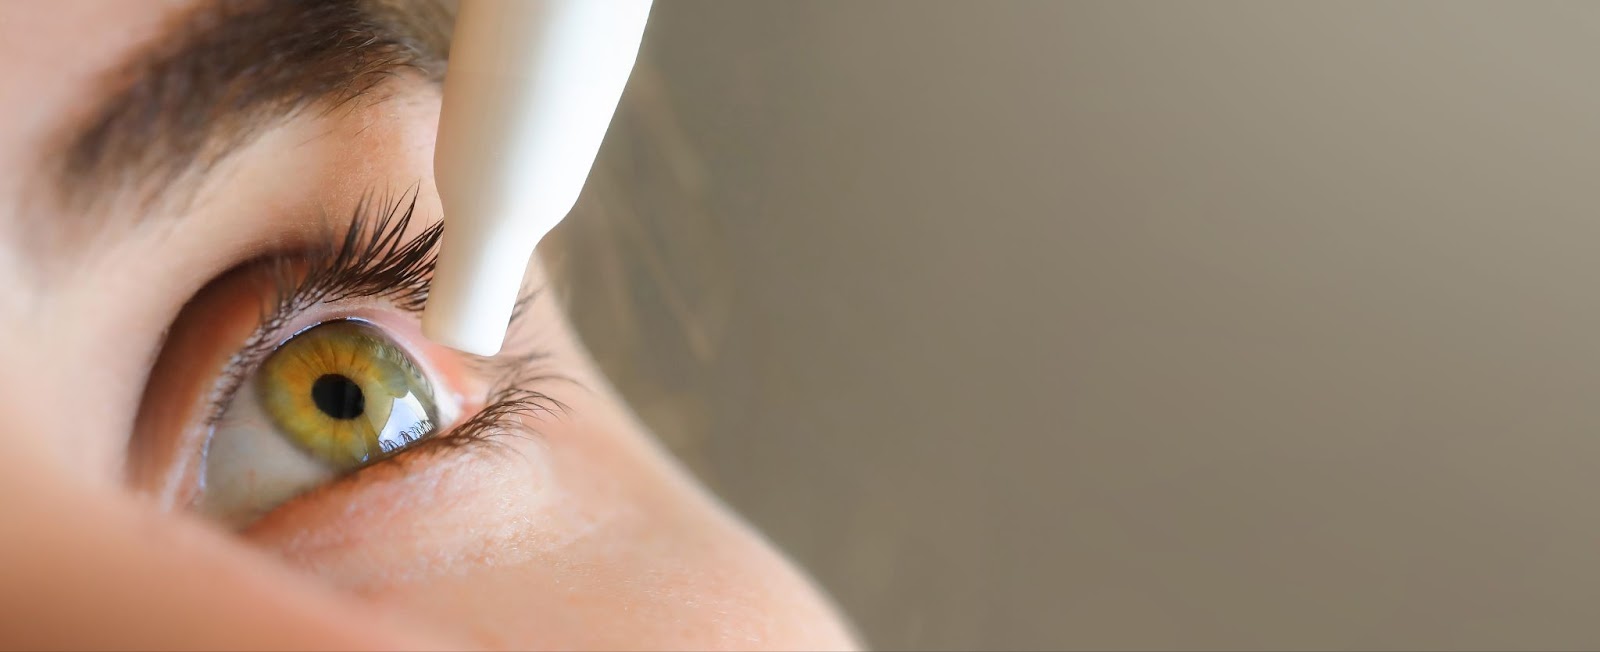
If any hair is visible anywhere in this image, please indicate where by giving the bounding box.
[58,0,455,214]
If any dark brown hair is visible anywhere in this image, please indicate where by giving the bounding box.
[57,0,454,213]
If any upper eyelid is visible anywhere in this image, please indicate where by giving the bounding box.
[205,191,441,422]
[181,185,570,522]
[205,185,553,429]
[265,188,440,329]
[211,196,564,399]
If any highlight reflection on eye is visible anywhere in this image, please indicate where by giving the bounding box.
[259,320,438,466]
[200,319,445,527]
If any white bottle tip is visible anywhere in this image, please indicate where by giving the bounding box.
[421,227,533,357]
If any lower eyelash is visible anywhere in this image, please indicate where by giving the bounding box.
[261,344,576,498]
[414,369,572,454]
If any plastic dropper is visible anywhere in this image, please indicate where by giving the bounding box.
[423,0,653,355]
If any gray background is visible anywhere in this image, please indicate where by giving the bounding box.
[554,2,1600,649]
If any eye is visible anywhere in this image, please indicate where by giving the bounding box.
[258,320,439,465]
[199,319,444,527]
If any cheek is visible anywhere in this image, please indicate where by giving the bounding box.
[244,403,856,650]
[368,533,849,651]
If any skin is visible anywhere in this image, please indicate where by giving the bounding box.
[0,2,856,650]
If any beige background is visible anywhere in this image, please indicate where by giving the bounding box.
[554,2,1600,649]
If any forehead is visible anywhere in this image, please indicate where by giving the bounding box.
[0,1,187,219]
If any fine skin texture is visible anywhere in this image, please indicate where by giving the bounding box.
[0,1,856,649]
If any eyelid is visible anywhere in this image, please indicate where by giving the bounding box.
[204,191,448,422]
[136,282,467,510]
[131,190,566,518]
[207,311,571,526]
[221,191,441,398]
[243,361,572,533]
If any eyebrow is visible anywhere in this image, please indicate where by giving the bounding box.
[53,0,453,216]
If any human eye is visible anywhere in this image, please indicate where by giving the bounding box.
[199,319,446,526]
[129,191,559,528]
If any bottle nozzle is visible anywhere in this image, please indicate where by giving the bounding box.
[422,0,652,355]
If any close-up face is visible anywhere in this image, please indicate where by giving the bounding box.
[0,1,854,649]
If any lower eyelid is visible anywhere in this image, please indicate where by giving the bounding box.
[137,271,562,530]
[335,382,564,482]
[202,309,570,527]
[237,374,568,533]
[134,265,475,517]
[136,196,573,526]
[240,433,536,543]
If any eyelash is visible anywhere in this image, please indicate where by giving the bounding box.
[206,189,567,467]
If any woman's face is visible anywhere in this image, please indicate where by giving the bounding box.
[0,2,853,649]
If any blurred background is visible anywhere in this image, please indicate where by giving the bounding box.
[551,2,1600,649]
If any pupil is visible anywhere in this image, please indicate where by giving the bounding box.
[310,374,365,420]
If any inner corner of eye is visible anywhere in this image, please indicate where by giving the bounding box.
[198,319,447,526]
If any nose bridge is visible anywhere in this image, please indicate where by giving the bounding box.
[0,344,94,491]
[0,212,38,333]
[2,282,151,488]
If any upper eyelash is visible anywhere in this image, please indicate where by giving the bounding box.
[203,188,561,455]
[256,186,438,350]
[203,188,436,423]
